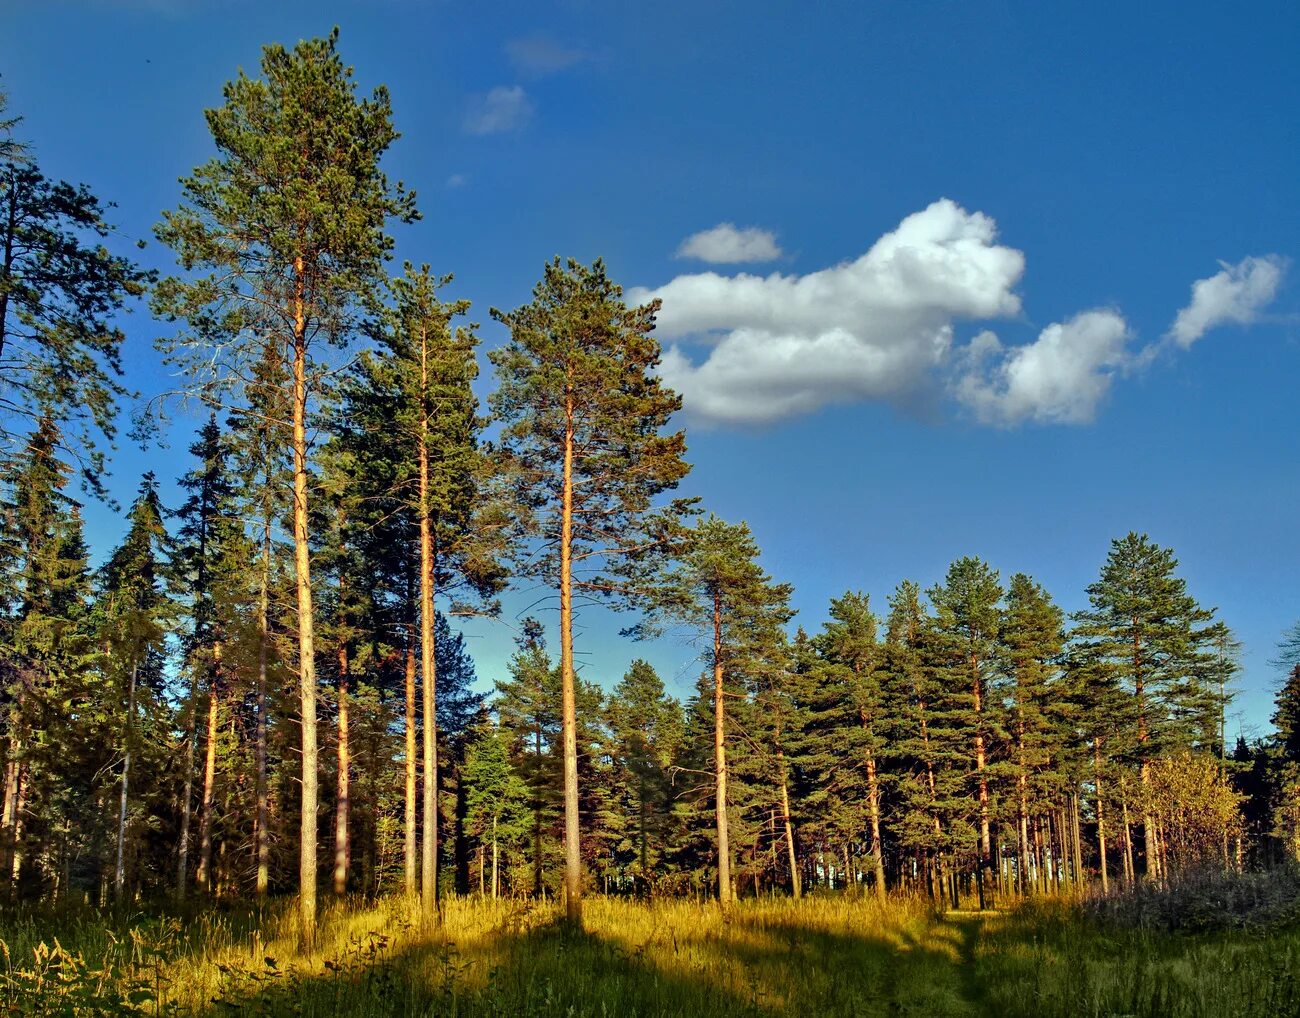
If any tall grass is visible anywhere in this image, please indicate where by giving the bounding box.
[3,891,1298,1016]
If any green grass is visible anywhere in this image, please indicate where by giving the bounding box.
[3,893,1298,1016]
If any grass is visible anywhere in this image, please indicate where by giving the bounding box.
[3,892,1299,1016]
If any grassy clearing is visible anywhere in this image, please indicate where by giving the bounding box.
[3,893,1299,1016]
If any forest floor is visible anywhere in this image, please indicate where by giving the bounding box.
[3,893,1299,1017]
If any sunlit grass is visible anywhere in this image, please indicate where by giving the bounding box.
[3,892,1299,1016]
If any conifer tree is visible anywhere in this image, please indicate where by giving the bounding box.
[643,515,793,906]
[490,258,692,924]
[928,557,1003,902]
[153,30,417,944]
[462,721,530,898]
[1073,533,1225,882]
[96,473,173,901]
[0,154,150,485]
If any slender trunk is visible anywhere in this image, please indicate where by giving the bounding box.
[713,590,732,907]
[114,658,138,902]
[559,387,582,924]
[404,617,418,896]
[333,639,350,896]
[858,699,886,900]
[196,648,221,892]
[292,256,320,949]
[478,844,485,897]
[532,726,543,896]
[8,771,24,896]
[971,650,991,877]
[176,668,199,904]
[1120,774,1135,884]
[1071,795,1084,888]
[1094,741,1109,893]
[418,329,439,924]
[778,750,800,899]
[1132,627,1159,883]
[1,692,24,881]
[491,815,499,900]
[255,518,271,900]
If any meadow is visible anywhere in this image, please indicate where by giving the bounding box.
[3,892,1298,1017]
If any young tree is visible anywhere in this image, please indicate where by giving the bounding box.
[153,30,417,944]
[462,721,530,899]
[96,473,173,901]
[490,258,692,924]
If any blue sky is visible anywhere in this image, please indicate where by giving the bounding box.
[3,0,1298,735]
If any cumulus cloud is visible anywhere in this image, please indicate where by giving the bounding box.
[1168,255,1287,346]
[630,199,1026,425]
[954,310,1132,425]
[506,35,591,76]
[463,86,533,135]
[676,223,783,264]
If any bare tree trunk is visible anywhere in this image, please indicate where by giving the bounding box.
[177,669,199,904]
[291,263,320,949]
[1072,795,1084,889]
[971,650,992,885]
[333,640,350,896]
[713,590,732,907]
[404,617,418,897]
[1,692,25,883]
[8,772,24,895]
[491,815,499,900]
[256,517,274,899]
[196,650,221,892]
[1120,775,1135,885]
[778,751,800,899]
[1094,743,1109,893]
[418,333,440,925]
[860,707,886,900]
[255,518,271,900]
[559,388,582,925]
[114,658,138,903]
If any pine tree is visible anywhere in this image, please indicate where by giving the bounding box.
[643,515,793,906]
[928,557,1003,903]
[0,153,151,485]
[489,258,692,924]
[153,30,417,945]
[1073,533,1225,882]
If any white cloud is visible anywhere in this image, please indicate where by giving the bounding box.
[954,310,1132,425]
[463,86,533,135]
[676,223,783,264]
[631,199,1026,425]
[446,173,467,188]
[506,35,591,76]
[1169,255,1287,347]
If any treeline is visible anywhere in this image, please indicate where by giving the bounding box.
[0,34,1291,942]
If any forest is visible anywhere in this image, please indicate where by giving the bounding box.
[3,28,1300,1018]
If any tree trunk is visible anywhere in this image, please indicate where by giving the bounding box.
[778,752,800,899]
[114,658,138,903]
[1119,774,1135,885]
[404,617,418,896]
[491,815,499,900]
[418,330,440,925]
[292,259,320,949]
[177,668,199,904]
[558,387,582,924]
[255,517,271,900]
[333,640,350,896]
[971,650,992,882]
[713,590,732,907]
[8,771,24,896]
[196,650,220,892]
[1094,742,1109,893]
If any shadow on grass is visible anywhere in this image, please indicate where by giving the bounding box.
[191,905,990,1018]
